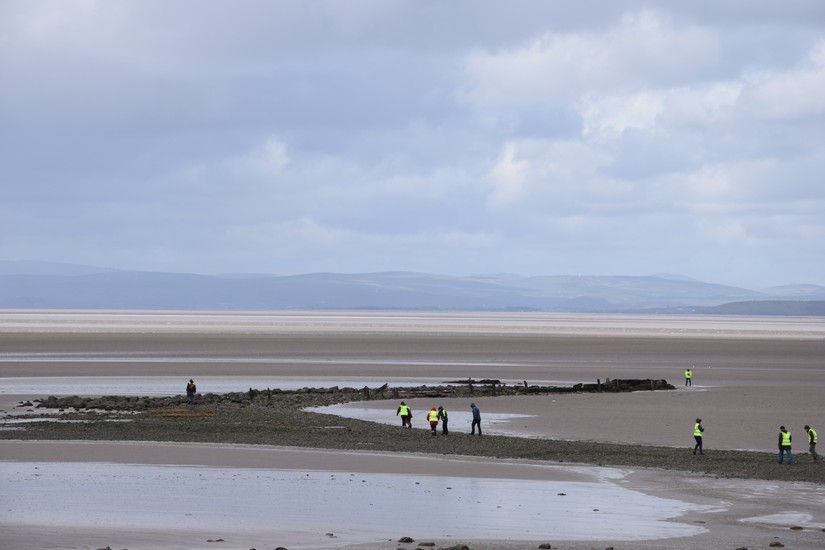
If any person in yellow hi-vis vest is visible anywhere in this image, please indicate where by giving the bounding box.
[437,406,448,436]
[778,426,793,464]
[804,425,818,463]
[427,407,439,436]
[684,368,693,387]
[693,418,704,455]
[396,401,412,428]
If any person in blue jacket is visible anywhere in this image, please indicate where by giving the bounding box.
[470,402,481,435]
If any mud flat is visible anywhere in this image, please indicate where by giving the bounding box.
[1,310,823,549]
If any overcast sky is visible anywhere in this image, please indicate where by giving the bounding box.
[2,1,824,286]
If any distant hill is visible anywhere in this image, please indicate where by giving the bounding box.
[0,260,119,276]
[0,261,823,314]
[699,300,825,316]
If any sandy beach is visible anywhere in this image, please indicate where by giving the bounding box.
[1,310,824,549]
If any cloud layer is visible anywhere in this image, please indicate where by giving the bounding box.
[2,1,823,286]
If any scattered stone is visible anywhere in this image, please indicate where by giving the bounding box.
[789,525,803,530]
[275,547,288,550]
[206,539,224,543]
[438,545,469,550]
[538,544,552,549]
[734,547,748,550]
[557,493,566,496]
[398,537,415,543]
[769,542,784,548]
[325,532,336,537]
[96,547,112,550]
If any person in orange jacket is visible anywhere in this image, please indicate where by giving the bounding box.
[427,407,439,436]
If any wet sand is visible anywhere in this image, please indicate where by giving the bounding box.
[1,310,824,549]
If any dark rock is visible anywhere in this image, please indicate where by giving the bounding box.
[398,537,415,543]
[769,543,784,548]
[538,544,553,549]
[789,525,803,530]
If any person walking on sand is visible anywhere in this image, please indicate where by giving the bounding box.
[470,402,482,435]
[437,406,448,436]
[684,368,693,387]
[693,418,704,455]
[427,407,439,436]
[804,425,818,463]
[396,401,412,428]
[186,379,197,404]
[778,426,793,464]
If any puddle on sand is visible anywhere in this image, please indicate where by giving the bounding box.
[307,403,533,436]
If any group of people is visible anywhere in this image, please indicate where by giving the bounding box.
[691,418,818,464]
[685,370,819,464]
[775,425,819,465]
[188,377,817,463]
[396,401,483,436]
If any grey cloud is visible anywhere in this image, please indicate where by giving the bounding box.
[1,1,823,285]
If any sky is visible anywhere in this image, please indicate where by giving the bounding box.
[1,1,824,287]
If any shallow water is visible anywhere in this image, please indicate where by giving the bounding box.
[0,375,488,398]
[0,461,708,545]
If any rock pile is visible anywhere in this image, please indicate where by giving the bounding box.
[36,378,674,412]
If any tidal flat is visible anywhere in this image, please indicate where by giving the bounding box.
[1,310,824,550]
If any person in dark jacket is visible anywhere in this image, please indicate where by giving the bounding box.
[470,402,481,435]
[186,379,197,404]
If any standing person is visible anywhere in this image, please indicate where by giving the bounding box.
[437,406,448,436]
[186,379,197,404]
[693,418,704,455]
[778,426,793,464]
[684,368,693,387]
[470,402,481,435]
[427,407,439,436]
[396,401,412,428]
[804,425,818,463]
